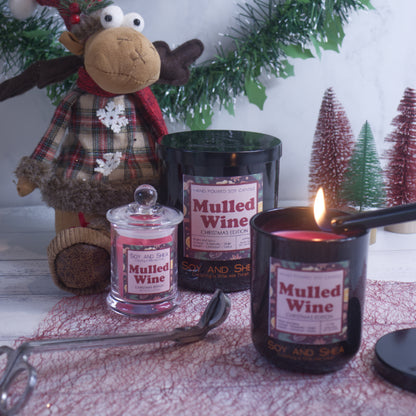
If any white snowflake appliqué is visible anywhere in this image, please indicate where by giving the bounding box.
[94,152,123,176]
[96,101,128,133]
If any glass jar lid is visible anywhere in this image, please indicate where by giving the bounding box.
[107,184,183,228]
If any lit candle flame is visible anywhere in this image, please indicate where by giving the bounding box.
[314,188,326,228]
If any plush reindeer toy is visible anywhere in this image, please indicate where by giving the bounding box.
[1,0,203,295]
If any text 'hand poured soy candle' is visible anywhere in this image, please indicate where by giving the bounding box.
[106,185,183,317]
[158,130,282,293]
[250,189,369,373]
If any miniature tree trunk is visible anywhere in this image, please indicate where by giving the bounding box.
[340,121,385,211]
[309,87,355,208]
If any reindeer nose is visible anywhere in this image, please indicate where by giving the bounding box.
[84,27,161,95]
[129,49,146,64]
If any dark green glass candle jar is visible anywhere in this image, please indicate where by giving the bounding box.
[158,130,282,292]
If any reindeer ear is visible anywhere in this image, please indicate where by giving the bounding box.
[8,0,37,19]
[59,32,85,56]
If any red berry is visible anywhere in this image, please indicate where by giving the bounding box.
[69,2,81,14]
[70,14,81,24]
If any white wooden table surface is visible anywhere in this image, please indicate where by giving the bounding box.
[0,205,415,347]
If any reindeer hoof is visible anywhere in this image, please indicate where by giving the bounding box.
[48,227,111,295]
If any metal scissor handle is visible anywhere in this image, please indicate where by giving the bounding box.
[0,345,37,416]
[0,290,230,415]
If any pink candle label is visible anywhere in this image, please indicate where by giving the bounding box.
[117,235,174,300]
[183,174,263,260]
[126,247,171,295]
[269,258,349,345]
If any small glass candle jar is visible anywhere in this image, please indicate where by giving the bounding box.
[106,185,183,317]
[250,207,369,373]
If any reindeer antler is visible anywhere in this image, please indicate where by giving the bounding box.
[154,39,204,86]
[0,55,83,102]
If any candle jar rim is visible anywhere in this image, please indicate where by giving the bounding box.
[250,206,368,243]
[159,130,282,167]
[160,130,281,152]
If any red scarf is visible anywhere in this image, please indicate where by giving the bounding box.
[76,67,168,146]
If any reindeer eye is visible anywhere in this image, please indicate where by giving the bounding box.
[100,5,124,29]
[122,13,145,32]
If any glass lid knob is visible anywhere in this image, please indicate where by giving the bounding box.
[134,184,158,208]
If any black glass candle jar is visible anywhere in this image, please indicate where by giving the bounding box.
[250,207,369,373]
[158,130,282,292]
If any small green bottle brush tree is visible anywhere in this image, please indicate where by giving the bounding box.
[341,121,385,211]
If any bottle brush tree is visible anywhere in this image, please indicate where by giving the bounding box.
[340,121,385,211]
[309,87,355,208]
[383,87,416,206]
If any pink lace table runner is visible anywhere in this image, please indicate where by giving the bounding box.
[12,280,416,415]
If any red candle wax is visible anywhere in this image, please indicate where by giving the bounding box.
[273,230,345,241]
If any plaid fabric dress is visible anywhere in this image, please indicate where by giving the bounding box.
[17,85,168,214]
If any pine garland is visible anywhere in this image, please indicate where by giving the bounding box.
[154,0,374,129]
[0,0,373,128]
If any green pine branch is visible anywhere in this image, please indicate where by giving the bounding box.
[0,2,64,72]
